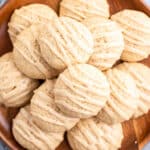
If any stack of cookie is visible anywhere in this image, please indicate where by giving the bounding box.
[0,0,149,149]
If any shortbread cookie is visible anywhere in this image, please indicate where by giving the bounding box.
[13,25,59,79]
[8,4,57,42]
[60,0,110,21]
[0,52,39,107]
[31,80,79,132]
[111,9,150,61]
[116,62,150,117]
[13,106,64,150]
[97,68,139,124]
[82,17,124,70]
[68,118,123,150]
[54,64,110,118]
[38,17,94,71]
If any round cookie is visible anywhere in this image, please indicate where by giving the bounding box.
[0,52,39,107]
[54,64,110,118]
[13,24,59,79]
[13,106,64,150]
[116,62,150,117]
[82,17,124,70]
[68,118,123,150]
[8,4,57,43]
[60,0,110,21]
[111,9,150,62]
[97,68,139,124]
[38,17,94,71]
[31,80,79,132]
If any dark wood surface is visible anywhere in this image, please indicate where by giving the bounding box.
[0,0,150,150]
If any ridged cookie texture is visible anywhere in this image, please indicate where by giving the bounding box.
[116,62,150,117]
[67,118,123,150]
[82,17,124,70]
[60,0,110,21]
[8,4,57,43]
[97,68,139,124]
[54,64,110,119]
[0,52,39,107]
[13,25,59,79]
[31,80,79,132]
[38,17,94,71]
[111,9,150,62]
[13,106,64,150]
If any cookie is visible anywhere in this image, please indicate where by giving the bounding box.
[13,25,59,79]
[13,106,64,150]
[82,17,124,70]
[60,0,110,21]
[0,52,39,107]
[54,64,110,118]
[8,4,57,42]
[111,9,150,61]
[97,68,139,124]
[38,17,94,71]
[68,118,123,150]
[116,62,150,117]
[31,80,79,132]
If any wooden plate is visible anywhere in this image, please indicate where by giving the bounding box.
[0,0,150,150]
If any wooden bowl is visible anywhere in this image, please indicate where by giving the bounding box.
[0,0,150,150]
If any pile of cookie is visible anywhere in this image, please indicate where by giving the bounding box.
[0,0,150,149]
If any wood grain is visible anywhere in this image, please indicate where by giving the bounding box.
[0,0,150,150]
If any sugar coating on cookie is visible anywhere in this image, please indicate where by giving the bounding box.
[54,64,110,118]
[31,80,79,132]
[8,4,57,43]
[0,52,39,107]
[60,0,110,21]
[82,17,124,70]
[97,68,139,124]
[13,24,59,79]
[111,9,150,62]
[38,17,94,71]
[116,62,150,117]
[13,106,64,150]
[68,118,123,150]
